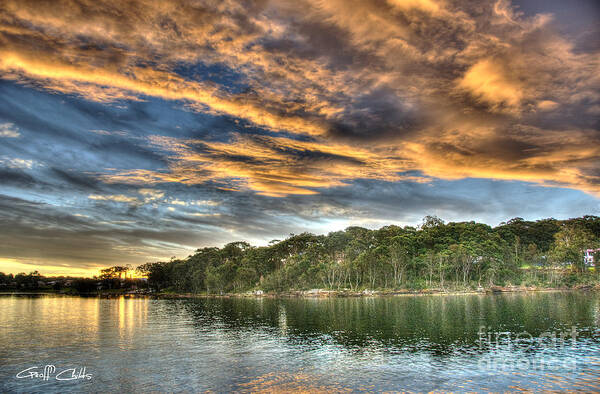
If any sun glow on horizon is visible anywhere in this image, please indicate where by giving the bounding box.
[1,258,113,278]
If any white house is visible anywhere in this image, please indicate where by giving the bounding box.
[584,249,600,266]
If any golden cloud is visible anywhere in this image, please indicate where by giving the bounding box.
[458,58,523,110]
[0,0,598,197]
[387,0,442,14]
[99,134,423,197]
[0,50,327,136]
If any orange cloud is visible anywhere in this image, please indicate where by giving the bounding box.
[99,134,423,197]
[458,58,523,110]
[98,125,600,198]
[0,51,326,136]
[387,0,443,14]
[1,0,598,198]
[404,126,600,196]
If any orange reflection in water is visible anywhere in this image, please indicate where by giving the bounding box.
[237,372,355,393]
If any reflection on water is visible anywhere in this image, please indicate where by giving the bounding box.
[1,292,599,392]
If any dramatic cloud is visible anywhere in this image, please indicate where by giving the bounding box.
[0,0,598,274]
[98,133,423,197]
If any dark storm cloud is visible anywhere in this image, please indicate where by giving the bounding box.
[326,88,425,140]
[49,168,102,192]
[0,168,36,186]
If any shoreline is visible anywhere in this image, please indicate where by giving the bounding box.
[3,284,598,299]
[152,285,599,299]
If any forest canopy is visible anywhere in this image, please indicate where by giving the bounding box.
[134,216,600,294]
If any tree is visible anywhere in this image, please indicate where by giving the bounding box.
[0,272,8,287]
[136,262,170,290]
[421,215,445,229]
[13,271,41,290]
[550,225,597,272]
[72,278,97,293]
[386,234,415,287]
[93,215,600,294]
[205,265,227,294]
[234,265,258,291]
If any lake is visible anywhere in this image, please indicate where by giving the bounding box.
[1,292,599,392]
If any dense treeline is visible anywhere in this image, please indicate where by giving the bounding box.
[133,216,600,293]
[0,270,145,293]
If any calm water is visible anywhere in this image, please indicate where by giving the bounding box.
[1,292,600,393]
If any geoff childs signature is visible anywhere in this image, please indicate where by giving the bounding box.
[16,365,92,381]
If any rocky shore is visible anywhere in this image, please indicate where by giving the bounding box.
[136,284,600,299]
[8,284,597,299]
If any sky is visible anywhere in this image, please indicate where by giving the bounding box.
[0,0,598,277]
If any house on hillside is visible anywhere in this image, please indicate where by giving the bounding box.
[584,249,600,266]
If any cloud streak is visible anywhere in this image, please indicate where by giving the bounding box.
[1,0,597,196]
[99,133,423,197]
